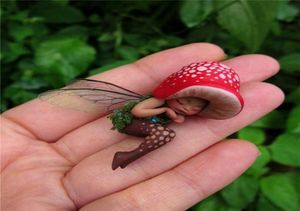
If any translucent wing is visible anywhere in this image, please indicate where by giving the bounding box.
[39,79,143,114]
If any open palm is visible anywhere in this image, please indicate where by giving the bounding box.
[2,43,284,211]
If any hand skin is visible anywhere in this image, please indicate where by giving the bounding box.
[1,43,284,211]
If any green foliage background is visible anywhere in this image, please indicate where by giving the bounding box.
[1,0,300,210]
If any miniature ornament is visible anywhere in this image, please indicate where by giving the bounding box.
[39,61,243,170]
[153,61,243,119]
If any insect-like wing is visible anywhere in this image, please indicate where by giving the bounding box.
[39,79,143,114]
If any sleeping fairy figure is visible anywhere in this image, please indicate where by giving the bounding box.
[39,61,244,170]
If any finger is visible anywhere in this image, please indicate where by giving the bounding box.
[1,117,34,170]
[62,82,284,206]
[3,43,225,142]
[223,54,279,83]
[55,54,279,164]
[79,140,259,210]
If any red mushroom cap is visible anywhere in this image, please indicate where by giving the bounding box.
[153,61,244,119]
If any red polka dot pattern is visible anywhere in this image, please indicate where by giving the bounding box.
[153,61,243,104]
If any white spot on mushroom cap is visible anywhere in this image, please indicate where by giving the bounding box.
[234,75,240,81]
[220,63,230,69]
[219,73,226,79]
[197,66,207,71]
[189,63,198,67]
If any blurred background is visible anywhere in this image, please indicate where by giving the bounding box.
[1,0,300,210]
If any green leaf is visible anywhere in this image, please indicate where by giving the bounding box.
[98,32,115,42]
[287,106,300,135]
[270,74,300,93]
[89,60,133,76]
[287,171,300,201]
[220,175,259,209]
[31,1,85,23]
[31,23,49,38]
[193,194,239,211]
[50,0,69,5]
[269,133,300,166]
[238,127,266,145]
[89,14,101,23]
[1,42,29,63]
[4,84,37,105]
[1,99,8,112]
[35,38,95,87]
[52,26,89,41]
[260,174,299,211]
[116,46,140,60]
[180,0,213,28]
[286,87,300,104]
[8,23,34,42]
[217,0,279,51]
[251,110,287,129]
[279,53,300,73]
[246,146,271,177]
[256,194,283,211]
[277,2,299,22]
[8,10,29,22]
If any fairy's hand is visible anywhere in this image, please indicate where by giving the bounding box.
[164,107,177,119]
[173,114,185,123]
[165,108,185,123]
[2,43,283,210]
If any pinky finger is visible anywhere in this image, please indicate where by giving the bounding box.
[80,140,259,211]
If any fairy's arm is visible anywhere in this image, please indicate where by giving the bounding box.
[131,97,185,123]
[131,97,167,117]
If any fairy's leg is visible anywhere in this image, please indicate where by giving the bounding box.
[112,119,175,170]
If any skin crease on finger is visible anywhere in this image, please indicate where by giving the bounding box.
[1,43,284,211]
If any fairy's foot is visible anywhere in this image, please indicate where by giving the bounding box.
[112,149,143,170]
[112,127,176,170]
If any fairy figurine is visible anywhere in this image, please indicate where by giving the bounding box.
[39,61,244,170]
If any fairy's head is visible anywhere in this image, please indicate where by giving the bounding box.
[153,61,244,119]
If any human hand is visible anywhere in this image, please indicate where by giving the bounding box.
[2,43,284,210]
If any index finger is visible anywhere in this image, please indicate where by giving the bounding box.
[3,43,225,142]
